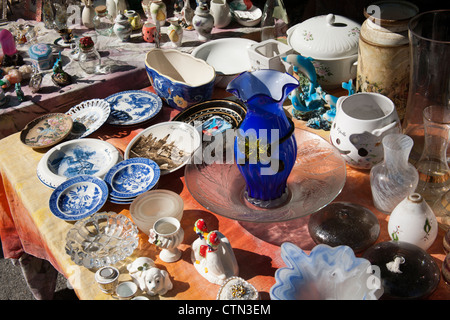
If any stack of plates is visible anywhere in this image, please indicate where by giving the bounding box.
[104,158,160,205]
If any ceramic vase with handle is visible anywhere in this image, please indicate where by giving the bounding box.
[329,92,401,169]
[388,193,438,250]
[226,69,299,207]
[210,0,231,29]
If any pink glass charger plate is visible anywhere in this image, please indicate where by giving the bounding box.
[185,128,347,222]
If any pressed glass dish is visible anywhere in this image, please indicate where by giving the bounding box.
[65,211,139,269]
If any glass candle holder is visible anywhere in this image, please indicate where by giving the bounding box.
[414,105,450,205]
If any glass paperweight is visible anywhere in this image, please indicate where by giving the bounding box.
[363,241,441,300]
[308,202,380,253]
[65,211,139,269]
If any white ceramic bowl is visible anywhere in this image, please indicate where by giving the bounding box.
[37,138,121,189]
[145,48,216,110]
[287,14,361,89]
[124,121,201,175]
[130,189,184,235]
[191,38,257,88]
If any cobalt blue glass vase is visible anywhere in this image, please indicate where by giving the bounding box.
[226,69,299,207]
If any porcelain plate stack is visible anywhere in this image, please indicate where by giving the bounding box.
[104,158,160,205]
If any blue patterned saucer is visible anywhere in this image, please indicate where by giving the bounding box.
[49,175,109,221]
[104,158,160,199]
[105,90,163,126]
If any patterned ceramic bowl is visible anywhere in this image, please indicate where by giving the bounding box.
[145,48,215,110]
[270,242,383,300]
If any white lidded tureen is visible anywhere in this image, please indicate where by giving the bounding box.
[287,13,361,89]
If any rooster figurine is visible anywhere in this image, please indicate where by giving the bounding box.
[191,221,239,285]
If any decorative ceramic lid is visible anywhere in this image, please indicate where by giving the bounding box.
[287,14,361,60]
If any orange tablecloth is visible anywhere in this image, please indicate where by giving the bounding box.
[0,86,448,300]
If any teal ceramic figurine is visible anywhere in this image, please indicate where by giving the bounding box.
[226,69,298,207]
[15,83,24,102]
[51,52,72,87]
[282,54,327,126]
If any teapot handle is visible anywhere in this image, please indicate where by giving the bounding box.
[371,121,399,136]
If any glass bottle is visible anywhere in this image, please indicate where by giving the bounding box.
[42,0,55,29]
[260,0,289,41]
[78,37,101,74]
[414,105,450,205]
[370,134,419,214]
[93,5,114,36]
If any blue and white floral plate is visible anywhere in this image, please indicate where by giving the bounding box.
[37,138,122,189]
[105,90,163,126]
[49,175,109,221]
[104,158,160,199]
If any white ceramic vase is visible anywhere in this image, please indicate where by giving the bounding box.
[388,193,438,250]
[210,0,231,29]
[167,17,183,47]
[82,2,96,29]
[149,217,184,263]
[106,0,117,18]
[192,4,214,41]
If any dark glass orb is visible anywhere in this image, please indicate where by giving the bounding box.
[308,202,380,252]
[363,241,441,300]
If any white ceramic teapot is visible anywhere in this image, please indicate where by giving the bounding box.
[329,92,400,169]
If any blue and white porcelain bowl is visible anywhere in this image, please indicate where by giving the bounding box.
[145,48,216,110]
[270,242,383,300]
[37,138,122,189]
[104,158,160,199]
[49,175,109,220]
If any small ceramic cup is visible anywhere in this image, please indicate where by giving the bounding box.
[113,281,138,300]
[94,266,120,294]
[142,22,156,43]
[329,92,401,169]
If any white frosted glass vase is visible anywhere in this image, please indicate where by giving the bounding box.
[370,134,419,213]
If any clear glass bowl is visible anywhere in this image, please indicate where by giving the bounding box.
[65,211,139,269]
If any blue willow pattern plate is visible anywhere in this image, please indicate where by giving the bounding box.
[105,90,163,126]
[104,158,160,199]
[49,175,109,221]
[37,138,121,189]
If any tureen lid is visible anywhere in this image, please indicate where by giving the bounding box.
[287,14,361,59]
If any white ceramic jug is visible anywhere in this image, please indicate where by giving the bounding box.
[106,0,117,18]
[210,0,231,29]
[329,92,400,169]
